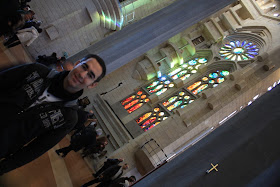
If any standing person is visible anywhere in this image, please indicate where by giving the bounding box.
[0,54,106,175]
[55,122,102,158]
[4,26,41,48]
[94,158,124,178]
[82,164,129,187]
[108,176,136,187]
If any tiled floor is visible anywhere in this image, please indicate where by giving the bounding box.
[0,39,96,187]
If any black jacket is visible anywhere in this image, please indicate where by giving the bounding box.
[0,63,83,174]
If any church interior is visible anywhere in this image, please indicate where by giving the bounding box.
[1,0,280,186]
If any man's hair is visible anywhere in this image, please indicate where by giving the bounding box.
[80,54,106,82]
[129,176,136,182]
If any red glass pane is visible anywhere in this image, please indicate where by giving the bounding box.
[124,99,139,109]
[121,95,135,105]
[136,112,152,123]
[140,117,156,128]
[128,103,143,113]
[137,91,143,95]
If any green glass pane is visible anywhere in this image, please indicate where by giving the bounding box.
[220,71,229,76]
[168,68,182,76]
[156,88,167,96]
[147,81,159,89]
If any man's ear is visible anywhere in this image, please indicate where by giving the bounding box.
[74,60,81,66]
[87,82,98,89]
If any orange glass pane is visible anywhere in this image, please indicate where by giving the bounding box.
[137,91,143,95]
[128,103,143,113]
[136,112,152,123]
[141,95,147,99]
[121,95,135,105]
[187,81,202,91]
[144,98,150,102]
[124,99,139,109]
[154,108,160,112]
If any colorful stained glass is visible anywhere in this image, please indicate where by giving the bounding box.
[121,95,135,105]
[188,60,197,65]
[171,70,188,80]
[219,40,259,61]
[213,84,218,87]
[124,99,139,109]
[140,95,146,99]
[128,103,143,113]
[184,96,190,100]
[149,84,163,93]
[187,81,202,91]
[140,117,156,128]
[156,88,167,96]
[202,77,208,81]
[209,73,218,79]
[217,77,225,83]
[167,100,183,111]
[220,70,229,76]
[168,83,174,88]
[179,92,185,96]
[198,58,207,63]
[189,99,194,103]
[164,80,171,84]
[191,70,197,74]
[137,91,142,95]
[181,104,187,108]
[160,76,167,81]
[154,108,160,112]
[163,96,177,106]
[192,84,208,94]
[144,98,149,102]
[180,74,191,81]
[168,68,182,76]
[136,112,152,123]
[144,122,161,132]
[159,112,165,116]
[209,80,215,84]
[195,65,201,69]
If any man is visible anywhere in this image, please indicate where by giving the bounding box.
[0,54,106,175]
[109,176,136,187]
[55,116,101,158]
[94,158,124,178]
[82,164,129,187]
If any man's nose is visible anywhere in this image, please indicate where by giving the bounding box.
[80,71,87,79]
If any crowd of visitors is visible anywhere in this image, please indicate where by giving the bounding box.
[0,0,42,48]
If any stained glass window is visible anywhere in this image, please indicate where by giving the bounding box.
[169,58,208,81]
[121,90,149,113]
[187,70,230,95]
[146,76,174,96]
[219,40,259,61]
[162,90,195,112]
[136,107,169,132]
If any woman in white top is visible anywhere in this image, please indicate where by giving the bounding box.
[4,26,42,48]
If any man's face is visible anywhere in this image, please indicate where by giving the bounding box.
[64,58,103,92]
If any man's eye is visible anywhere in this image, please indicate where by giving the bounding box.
[82,64,88,70]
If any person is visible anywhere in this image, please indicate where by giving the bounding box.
[108,176,136,187]
[55,120,102,158]
[82,135,110,158]
[94,158,124,178]
[82,164,129,187]
[0,54,106,175]
[4,26,42,48]
[77,96,91,109]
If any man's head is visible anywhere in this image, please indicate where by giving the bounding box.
[122,163,129,170]
[129,176,136,183]
[63,54,106,93]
